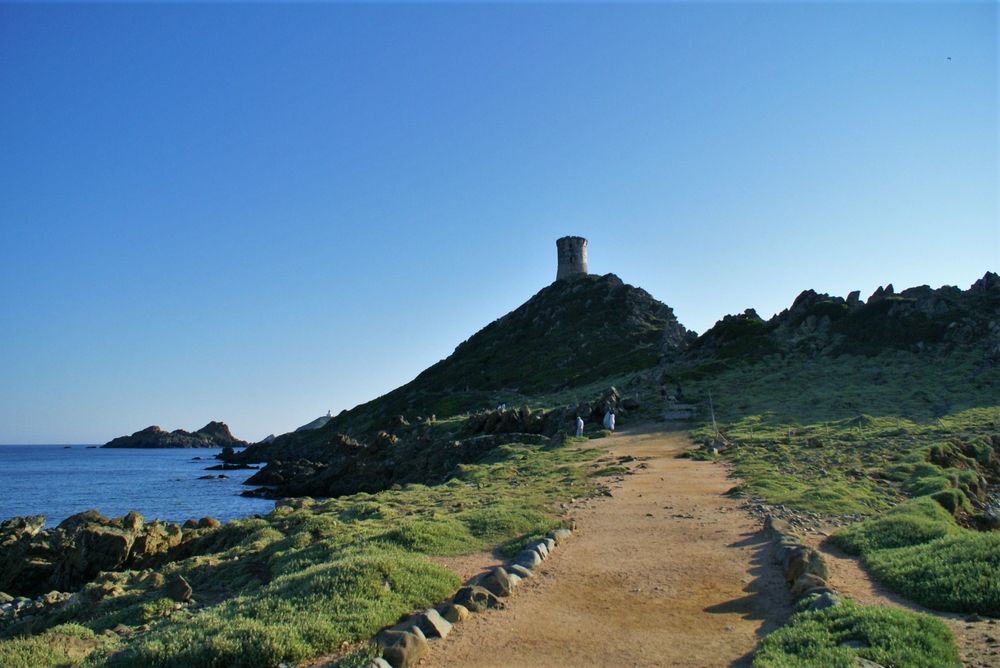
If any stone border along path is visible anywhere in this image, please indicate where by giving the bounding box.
[370,529,574,668]
[343,425,794,668]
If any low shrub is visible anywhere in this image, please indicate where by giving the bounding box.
[833,497,960,554]
[754,601,959,667]
[863,532,1000,616]
[0,624,113,668]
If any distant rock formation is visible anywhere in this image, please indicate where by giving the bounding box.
[102,421,247,449]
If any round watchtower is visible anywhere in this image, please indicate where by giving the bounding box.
[556,236,589,281]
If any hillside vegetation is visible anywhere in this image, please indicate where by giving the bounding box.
[1,270,997,667]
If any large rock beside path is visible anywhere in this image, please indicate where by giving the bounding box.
[453,585,502,613]
[379,629,429,668]
[479,567,514,597]
[411,608,452,638]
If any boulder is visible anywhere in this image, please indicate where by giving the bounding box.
[791,573,828,597]
[119,512,144,534]
[550,528,572,544]
[784,546,823,584]
[542,537,556,553]
[42,590,63,605]
[370,659,393,668]
[806,591,840,612]
[197,517,221,529]
[479,567,514,597]
[443,603,470,623]
[380,630,429,668]
[532,541,549,560]
[58,510,107,532]
[51,526,134,591]
[131,521,183,562]
[510,564,534,579]
[765,515,794,538]
[165,574,192,602]
[412,608,452,638]
[453,585,501,613]
[514,549,542,570]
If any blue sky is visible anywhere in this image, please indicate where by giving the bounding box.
[1,2,996,444]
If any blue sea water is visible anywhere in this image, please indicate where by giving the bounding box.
[0,445,274,528]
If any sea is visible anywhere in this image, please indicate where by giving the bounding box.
[0,445,274,529]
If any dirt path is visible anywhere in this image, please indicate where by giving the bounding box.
[803,536,1000,667]
[424,426,792,667]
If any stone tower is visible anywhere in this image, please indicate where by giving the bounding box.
[556,236,589,281]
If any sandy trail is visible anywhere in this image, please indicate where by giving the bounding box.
[424,426,792,667]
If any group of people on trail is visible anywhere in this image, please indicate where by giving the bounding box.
[574,409,615,437]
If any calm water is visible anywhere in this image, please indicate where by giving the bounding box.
[0,445,274,528]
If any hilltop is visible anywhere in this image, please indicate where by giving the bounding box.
[688,271,1000,363]
[229,272,688,460]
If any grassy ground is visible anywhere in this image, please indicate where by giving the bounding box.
[834,497,1000,615]
[0,625,116,668]
[753,600,960,668]
[673,346,998,662]
[0,438,603,668]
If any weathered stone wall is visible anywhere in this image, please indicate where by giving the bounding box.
[556,236,588,281]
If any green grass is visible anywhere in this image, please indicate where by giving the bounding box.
[674,346,999,645]
[753,600,959,668]
[0,624,115,668]
[834,497,962,553]
[0,438,603,668]
[108,547,459,668]
[861,533,1000,616]
[834,498,1000,615]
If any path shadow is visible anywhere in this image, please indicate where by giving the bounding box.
[701,529,794,667]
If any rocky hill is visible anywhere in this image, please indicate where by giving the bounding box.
[223,273,688,495]
[103,421,247,449]
[264,273,689,442]
[228,272,1000,499]
[686,271,1000,363]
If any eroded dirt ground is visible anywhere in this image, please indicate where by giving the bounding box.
[425,426,793,668]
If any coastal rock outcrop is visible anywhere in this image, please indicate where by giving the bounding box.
[0,510,213,597]
[236,432,551,500]
[103,421,248,449]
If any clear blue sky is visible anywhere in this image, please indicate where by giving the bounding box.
[1,2,996,444]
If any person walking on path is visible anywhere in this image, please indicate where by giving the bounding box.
[603,410,616,432]
[575,416,585,437]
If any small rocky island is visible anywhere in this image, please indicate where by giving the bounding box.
[102,421,247,449]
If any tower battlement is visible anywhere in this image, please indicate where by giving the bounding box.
[556,236,589,281]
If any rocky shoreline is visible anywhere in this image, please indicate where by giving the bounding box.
[0,510,222,601]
